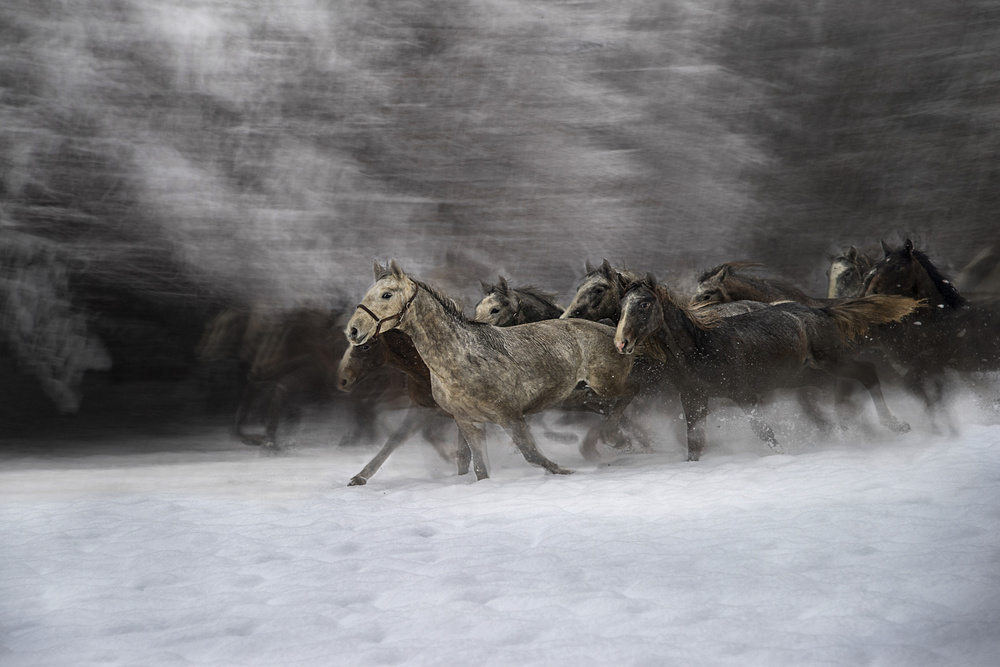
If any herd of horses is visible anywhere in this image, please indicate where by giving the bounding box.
[197,240,1000,485]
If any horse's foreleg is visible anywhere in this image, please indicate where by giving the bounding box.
[838,360,910,433]
[736,397,782,453]
[680,392,708,461]
[232,382,258,443]
[348,406,430,486]
[499,418,574,475]
[260,382,289,450]
[455,420,491,481]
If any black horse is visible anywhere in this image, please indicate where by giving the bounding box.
[615,275,919,460]
[864,239,1000,431]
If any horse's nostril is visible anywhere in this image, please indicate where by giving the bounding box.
[349,327,358,338]
[340,378,348,387]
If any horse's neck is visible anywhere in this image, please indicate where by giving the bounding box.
[915,266,950,308]
[399,289,476,370]
[518,293,561,323]
[384,335,431,383]
[655,294,702,360]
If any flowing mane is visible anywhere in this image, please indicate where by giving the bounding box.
[912,249,968,309]
[412,279,471,322]
[696,261,761,284]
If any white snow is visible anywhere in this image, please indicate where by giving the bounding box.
[2,400,1000,666]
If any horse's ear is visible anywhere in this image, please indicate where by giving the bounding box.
[645,272,658,288]
[388,259,405,279]
[600,259,615,278]
[903,238,914,255]
[373,260,386,278]
[847,246,858,260]
[498,275,508,291]
[480,279,492,295]
[881,239,893,256]
[718,264,731,279]
[584,259,595,274]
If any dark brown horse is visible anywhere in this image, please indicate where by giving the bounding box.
[337,329,471,485]
[863,239,1000,431]
[564,259,767,323]
[615,275,919,461]
[198,303,385,450]
[692,262,829,308]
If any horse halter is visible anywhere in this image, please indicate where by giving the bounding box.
[355,282,419,339]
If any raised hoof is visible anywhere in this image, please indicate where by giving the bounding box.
[348,476,367,486]
[239,433,265,447]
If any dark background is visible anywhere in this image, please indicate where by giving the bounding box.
[2,0,998,432]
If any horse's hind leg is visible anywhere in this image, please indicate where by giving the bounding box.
[455,420,491,481]
[835,360,910,433]
[348,406,430,485]
[422,417,472,475]
[500,418,574,475]
[680,392,708,462]
[736,397,783,454]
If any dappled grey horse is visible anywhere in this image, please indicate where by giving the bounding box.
[346,260,636,480]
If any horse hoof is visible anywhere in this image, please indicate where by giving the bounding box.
[240,434,264,447]
[348,476,367,486]
[887,419,911,433]
[548,466,575,475]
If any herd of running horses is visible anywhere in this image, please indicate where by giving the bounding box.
[198,239,1000,485]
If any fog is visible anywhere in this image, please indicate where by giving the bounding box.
[1,1,998,435]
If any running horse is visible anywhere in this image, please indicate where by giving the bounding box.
[337,329,471,485]
[198,303,384,450]
[474,276,564,326]
[691,261,828,308]
[346,260,636,480]
[863,238,1000,431]
[827,246,878,299]
[615,274,919,461]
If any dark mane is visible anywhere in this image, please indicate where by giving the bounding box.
[512,284,560,304]
[912,249,968,309]
[412,279,475,322]
[696,261,762,283]
[626,275,719,329]
[656,283,720,329]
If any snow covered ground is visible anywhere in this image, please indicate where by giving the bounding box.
[2,395,1000,666]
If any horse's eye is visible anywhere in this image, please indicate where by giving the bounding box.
[639,301,651,309]
[381,292,392,299]
[490,307,500,314]
[361,344,371,351]
[594,287,605,294]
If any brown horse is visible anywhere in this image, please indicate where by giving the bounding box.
[346,261,636,480]
[615,275,919,461]
[692,262,830,308]
[863,239,1000,431]
[337,329,471,485]
[198,303,385,450]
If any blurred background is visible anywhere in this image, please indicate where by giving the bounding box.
[1,0,998,434]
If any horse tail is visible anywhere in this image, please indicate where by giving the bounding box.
[825,295,923,342]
